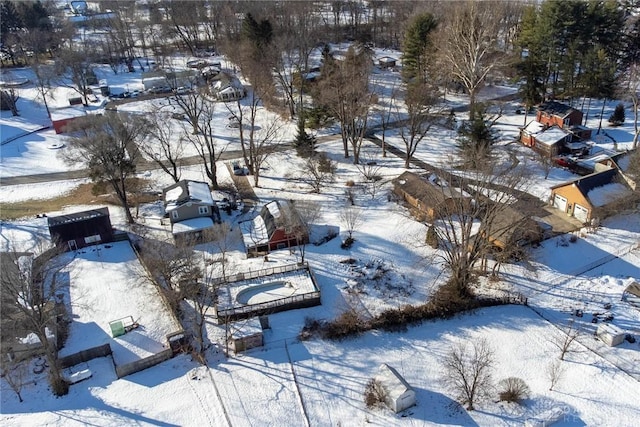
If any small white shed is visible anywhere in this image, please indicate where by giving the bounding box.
[596,323,625,347]
[375,363,416,413]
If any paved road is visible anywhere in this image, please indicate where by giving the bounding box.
[0,92,519,186]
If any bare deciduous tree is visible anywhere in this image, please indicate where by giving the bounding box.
[55,48,96,106]
[173,89,226,189]
[140,110,185,183]
[340,206,364,241]
[397,82,440,168]
[624,63,640,149]
[290,200,321,264]
[226,86,283,188]
[546,359,566,391]
[65,113,149,224]
[442,338,494,411]
[355,153,384,200]
[1,358,27,402]
[203,222,237,282]
[437,1,507,119]
[549,319,581,361]
[1,245,69,396]
[314,44,374,163]
[138,237,198,313]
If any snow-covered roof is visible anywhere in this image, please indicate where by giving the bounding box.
[587,183,633,207]
[164,186,185,204]
[565,141,588,150]
[265,201,282,219]
[49,106,90,121]
[375,364,413,400]
[241,215,270,247]
[577,152,616,170]
[172,217,214,234]
[188,181,214,204]
[164,180,214,212]
[536,126,568,146]
[230,317,262,339]
[523,120,545,134]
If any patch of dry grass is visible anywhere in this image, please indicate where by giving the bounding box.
[0,180,160,221]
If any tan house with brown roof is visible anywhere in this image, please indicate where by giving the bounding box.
[392,171,472,222]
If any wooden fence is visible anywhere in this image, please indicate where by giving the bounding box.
[59,344,112,369]
[115,348,173,378]
[216,291,321,323]
[210,262,311,287]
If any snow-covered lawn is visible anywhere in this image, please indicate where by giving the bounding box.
[3,303,640,426]
[57,240,182,367]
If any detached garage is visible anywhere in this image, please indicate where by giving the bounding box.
[48,207,114,251]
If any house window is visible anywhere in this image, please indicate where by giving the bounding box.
[84,234,101,244]
[198,206,209,215]
[171,211,179,219]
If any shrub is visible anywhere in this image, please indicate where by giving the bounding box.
[497,377,530,404]
[316,152,336,173]
[364,378,386,409]
[298,317,324,341]
[425,225,438,248]
[323,310,366,340]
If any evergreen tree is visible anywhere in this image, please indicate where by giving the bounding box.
[242,13,273,52]
[294,113,316,158]
[17,0,51,31]
[608,103,625,126]
[402,13,437,82]
[0,1,23,45]
[457,104,497,169]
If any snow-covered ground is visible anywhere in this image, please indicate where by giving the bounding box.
[57,240,181,366]
[2,47,639,425]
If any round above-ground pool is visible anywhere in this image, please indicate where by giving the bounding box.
[236,281,296,305]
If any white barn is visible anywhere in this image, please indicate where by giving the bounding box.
[375,363,416,413]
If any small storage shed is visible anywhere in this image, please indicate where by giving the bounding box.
[48,207,114,251]
[374,363,416,413]
[378,56,396,69]
[227,317,264,353]
[596,323,625,347]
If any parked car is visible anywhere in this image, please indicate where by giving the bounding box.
[554,156,575,168]
[173,86,191,95]
[149,86,172,94]
[232,162,247,176]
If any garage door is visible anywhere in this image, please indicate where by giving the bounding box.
[574,204,589,223]
[553,194,568,212]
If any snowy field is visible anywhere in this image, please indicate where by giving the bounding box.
[2,303,640,426]
[2,46,640,425]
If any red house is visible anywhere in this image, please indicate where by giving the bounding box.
[536,101,583,129]
[241,200,308,255]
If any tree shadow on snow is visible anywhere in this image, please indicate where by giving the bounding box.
[409,387,479,426]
